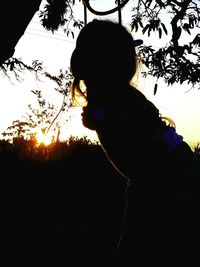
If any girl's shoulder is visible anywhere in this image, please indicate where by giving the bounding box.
[123,87,161,124]
[127,87,148,104]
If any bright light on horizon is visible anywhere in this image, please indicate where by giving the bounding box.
[59,107,99,142]
[36,129,53,146]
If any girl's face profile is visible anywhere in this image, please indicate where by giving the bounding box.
[70,19,140,110]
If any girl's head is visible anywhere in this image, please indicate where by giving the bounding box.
[70,19,143,106]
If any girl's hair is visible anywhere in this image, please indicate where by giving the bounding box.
[70,19,141,106]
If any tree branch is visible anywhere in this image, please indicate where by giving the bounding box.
[171,0,192,47]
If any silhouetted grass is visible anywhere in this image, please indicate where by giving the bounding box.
[0,136,199,265]
[193,142,200,161]
[0,136,126,266]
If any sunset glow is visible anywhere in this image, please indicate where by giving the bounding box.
[36,130,53,146]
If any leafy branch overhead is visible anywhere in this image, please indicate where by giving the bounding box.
[38,0,200,90]
[0,58,43,82]
[39,0,84,37]
[131,0,200,89]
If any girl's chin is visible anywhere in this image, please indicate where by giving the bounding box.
[81,116,96,131]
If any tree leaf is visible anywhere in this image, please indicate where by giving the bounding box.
[161,23,168,35]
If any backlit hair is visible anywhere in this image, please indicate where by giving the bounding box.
[70,19,141,106]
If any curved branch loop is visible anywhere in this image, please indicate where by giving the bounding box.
[82,0,129,16]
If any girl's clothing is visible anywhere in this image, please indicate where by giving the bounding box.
[82,86,200,266]
[115,140,200,266]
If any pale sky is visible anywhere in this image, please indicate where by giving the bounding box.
[0,0,199,144]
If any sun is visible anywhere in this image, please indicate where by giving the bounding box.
[36,130,53,146]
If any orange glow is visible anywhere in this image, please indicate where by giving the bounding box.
[35,130,53,146]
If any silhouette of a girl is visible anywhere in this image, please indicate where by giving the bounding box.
[70,19,200,266]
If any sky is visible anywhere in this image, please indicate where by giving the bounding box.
[0,0,199,145]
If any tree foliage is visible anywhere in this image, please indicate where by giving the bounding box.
[38,0,200,90]
[2,90,59,142]
[131,0,200,89]
[39,0,84,37]
[2,69,73,143]
[0,58,43,82]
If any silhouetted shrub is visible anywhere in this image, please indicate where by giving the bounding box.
[193,142,200,161]
[0,136,126,266]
